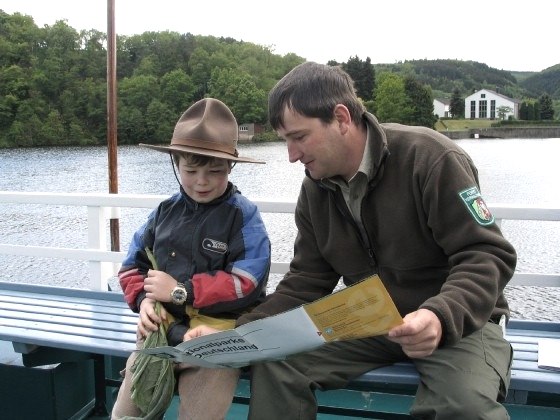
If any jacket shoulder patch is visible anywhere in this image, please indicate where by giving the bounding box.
[459,186,495,226]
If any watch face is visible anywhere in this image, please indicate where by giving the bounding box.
[171,286,187,304]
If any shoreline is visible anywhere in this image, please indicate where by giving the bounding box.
[440,126,560,140]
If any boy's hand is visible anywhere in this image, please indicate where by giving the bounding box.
[137,298,168,338]
[144,269,178,302]
[183,325,220,341]
[386,308,442,358]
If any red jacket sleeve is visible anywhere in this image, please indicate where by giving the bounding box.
[118,266,145,312]
[191,270,258,309]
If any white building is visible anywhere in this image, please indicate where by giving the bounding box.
[433,98,451,118]
[464,89,519,119]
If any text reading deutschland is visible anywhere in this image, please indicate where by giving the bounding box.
[191,337,258,357]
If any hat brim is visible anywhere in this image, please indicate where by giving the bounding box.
[139,143,265,164]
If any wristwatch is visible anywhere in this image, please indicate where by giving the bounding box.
[170,283,187,305]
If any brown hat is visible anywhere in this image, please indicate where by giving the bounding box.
[139,98,264,164]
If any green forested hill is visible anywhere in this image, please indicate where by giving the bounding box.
[519,64,560,99]
[1,9,558,149]
[373,59,559,100]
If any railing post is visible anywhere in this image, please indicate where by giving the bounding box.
[107,206,122,281]
[87,205,111,290]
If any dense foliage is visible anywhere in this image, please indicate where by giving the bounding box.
[449,88,465,119]
[341,56,376,101]
[1,10,558,148]
[0,11,303,148]
[520,65,560,99]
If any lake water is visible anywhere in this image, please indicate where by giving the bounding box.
[1,138,559,320]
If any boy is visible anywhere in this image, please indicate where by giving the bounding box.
[112,98,271,419]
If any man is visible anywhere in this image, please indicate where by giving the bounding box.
[188,63,517,419]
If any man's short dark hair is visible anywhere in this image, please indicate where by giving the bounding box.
[268,62,365,130]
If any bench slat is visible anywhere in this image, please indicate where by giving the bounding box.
[510,370,560,393]
[352,359,560,393]
[0,325,135,357]
[0,281,126,302]
[0,300,137,324]
[511,350,536,361]
[0,293,133,315]
[508,331,560,340]
[0,308,137,333]
[0,317,136,342]
[508,319,560,332]
[511,342,538,352]
[0,288,128,308]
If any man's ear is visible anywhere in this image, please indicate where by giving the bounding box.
[333,104,351,134]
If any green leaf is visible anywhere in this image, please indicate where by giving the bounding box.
[123,248,175,419]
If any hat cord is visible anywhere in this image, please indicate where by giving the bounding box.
[170,153,182,187]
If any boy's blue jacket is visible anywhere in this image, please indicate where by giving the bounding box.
[119,182,271,325]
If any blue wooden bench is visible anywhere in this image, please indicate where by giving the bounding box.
[0,281,136,418]
[1,280,559,419]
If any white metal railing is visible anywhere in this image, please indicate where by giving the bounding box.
[1,191,559,290]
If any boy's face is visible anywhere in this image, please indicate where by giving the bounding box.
[177,156,231,203]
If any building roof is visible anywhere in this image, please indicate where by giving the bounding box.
[468,89,521,104]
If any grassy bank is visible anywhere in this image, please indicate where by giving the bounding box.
[435,119,495,131]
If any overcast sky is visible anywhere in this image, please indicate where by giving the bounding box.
[2,0,557,72]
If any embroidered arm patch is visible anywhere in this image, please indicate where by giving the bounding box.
[459,186,495,226]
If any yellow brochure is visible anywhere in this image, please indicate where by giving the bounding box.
[140,275,403,368]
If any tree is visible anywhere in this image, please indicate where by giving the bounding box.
[539,93,554,120]
[496,106,513,120]
[188,47,214,101]
[34,21,81,101]
[160,69,195,116]
[374,73,412,123]
[7,100,44,146]
[0,11,41,69]
[342,56,375,101]
[207,67,267,124]
[145,100,176,143]
[533,101,541,120]
[42,109,66,145]
[449,88,464,118]
[119,74,160,112]
[118,106,146,144]
[519,102,529,120]
[77,29,107,79]
[0,65,29,129]
[527,101,536,120]
[403,76,437,128]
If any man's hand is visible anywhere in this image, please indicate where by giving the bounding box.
[144,269,177,303]
[137,297,168,338]
[183,325,220,342]
[386,308,442,358]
